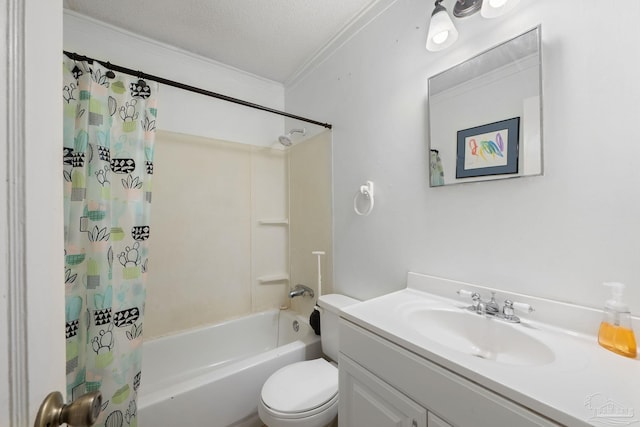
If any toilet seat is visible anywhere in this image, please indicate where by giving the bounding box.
[261,358,338,415]
[260,393,338,420]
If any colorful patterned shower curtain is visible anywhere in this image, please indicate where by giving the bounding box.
[63,55,158,427]
[430,149,445,187]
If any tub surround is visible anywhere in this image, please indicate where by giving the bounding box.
[340,272,640,426]
[289,131,334,316]
[147,130,333,340]
[147,131,288,339]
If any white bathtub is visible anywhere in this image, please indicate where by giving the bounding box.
[138,309,321,427]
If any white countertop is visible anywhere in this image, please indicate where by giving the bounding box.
[340,273,640,427]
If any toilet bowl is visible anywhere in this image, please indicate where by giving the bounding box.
[258,359,338,427]
[258,294,359,427]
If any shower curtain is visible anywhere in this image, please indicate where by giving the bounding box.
[63,55,158,427]
[430,150,445,187]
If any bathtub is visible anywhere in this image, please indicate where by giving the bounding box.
[138,309,321,427]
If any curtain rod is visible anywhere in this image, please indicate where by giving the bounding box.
[63,51,332,130]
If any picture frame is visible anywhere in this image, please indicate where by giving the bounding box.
[456,117,520,179]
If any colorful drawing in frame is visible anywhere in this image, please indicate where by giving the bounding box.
[456,117,520,179]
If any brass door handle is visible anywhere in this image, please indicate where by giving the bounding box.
[34,390,102,427]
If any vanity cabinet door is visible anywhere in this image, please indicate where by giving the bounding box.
[428,412,453,427]
[339,354,427,427]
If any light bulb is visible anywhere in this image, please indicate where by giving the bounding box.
[481,0,520,18]
[426,7,458,52]
[432,30,449,44]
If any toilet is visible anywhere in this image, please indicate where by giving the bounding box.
[258,294,359,427]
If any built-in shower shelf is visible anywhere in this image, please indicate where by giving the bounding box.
[258,219,289,225]
[257,274,290,284]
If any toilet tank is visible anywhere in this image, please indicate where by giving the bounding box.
[317,294,359,361]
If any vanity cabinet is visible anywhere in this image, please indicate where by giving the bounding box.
[338,320,560,427]
[339,354,428,427]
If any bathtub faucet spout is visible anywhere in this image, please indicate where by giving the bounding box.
[289,284,314,298]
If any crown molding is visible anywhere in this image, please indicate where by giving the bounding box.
[285,0,399,89]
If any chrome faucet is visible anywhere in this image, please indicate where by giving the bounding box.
[289,284,314,298]
[483,292,500,315]
[468,292,498,315]
[458,289,534,323]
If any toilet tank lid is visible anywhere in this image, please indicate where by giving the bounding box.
[317,294,359,314]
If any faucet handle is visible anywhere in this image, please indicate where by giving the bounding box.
[512,301,534,313]
[502,300,534,323]
[457,289,475,299]
[457,289,481,312]
[504,300,534,313]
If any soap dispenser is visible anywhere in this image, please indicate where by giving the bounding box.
[598,282,637,358]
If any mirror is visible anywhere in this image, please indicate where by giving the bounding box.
[428,26,542,186]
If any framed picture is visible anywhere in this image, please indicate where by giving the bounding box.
[456,117,520,178]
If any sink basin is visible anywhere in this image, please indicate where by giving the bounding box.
[405,308,555,366]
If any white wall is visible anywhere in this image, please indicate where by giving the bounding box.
[286,0,640,314]
[64,11,285,146]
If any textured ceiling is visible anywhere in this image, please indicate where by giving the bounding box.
[63,0,383,84]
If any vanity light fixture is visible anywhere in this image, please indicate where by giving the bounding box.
[453,0,482,17]
[480,0,520,18]
[426,0,459,52]
[426,0,520,52]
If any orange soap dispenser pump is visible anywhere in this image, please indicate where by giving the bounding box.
[598,282,637,358]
